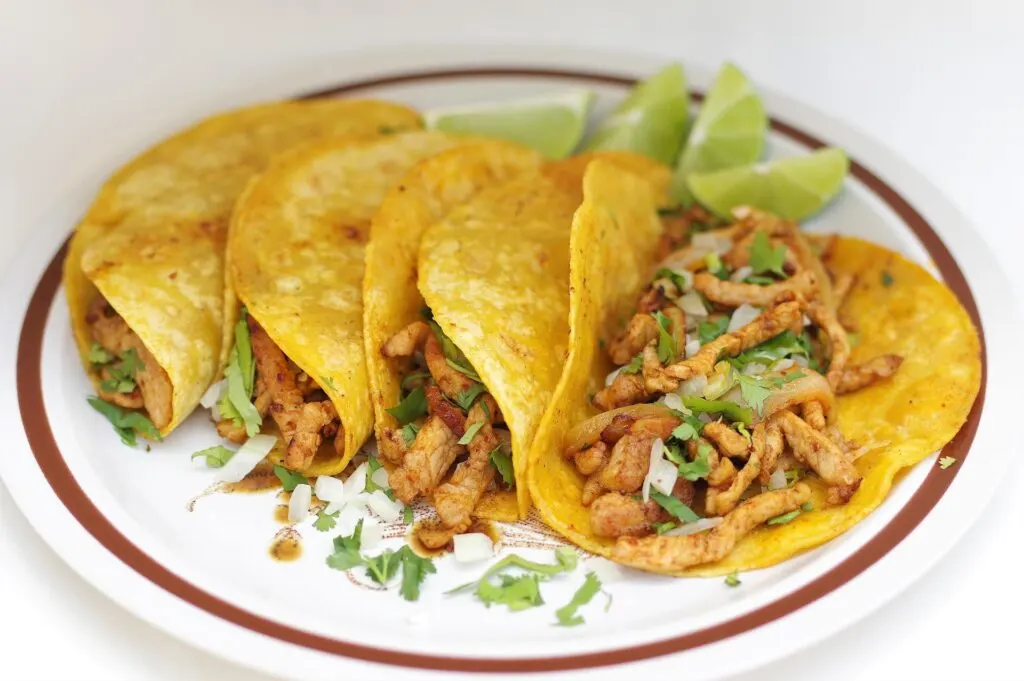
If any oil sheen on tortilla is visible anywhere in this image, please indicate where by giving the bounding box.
[65,99,422,436]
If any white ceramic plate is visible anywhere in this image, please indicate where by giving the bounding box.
[0,47,1017,681]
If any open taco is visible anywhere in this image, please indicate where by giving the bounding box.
[364,143,670,548]
[529,195,982,576]
[66,100,422,441]
[210,131,478,476]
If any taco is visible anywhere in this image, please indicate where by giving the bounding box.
[529,198,982,576]
[66,100,422,440]
[365,143,670,547]
[212,131,477,476]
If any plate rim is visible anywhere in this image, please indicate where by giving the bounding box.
[9,65,988,674]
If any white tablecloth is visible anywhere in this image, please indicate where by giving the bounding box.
[2,2,1021,679]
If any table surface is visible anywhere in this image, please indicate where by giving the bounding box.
[2,2,1022,680]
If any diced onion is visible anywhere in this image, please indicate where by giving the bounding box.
[730,266,753,283]
[676,290,708,317]
[648,458,678,496]
[214,434,276,483]
[360,519,383,550]
[366,490,403,521]
[703,363,735,398]
[742,362,768,375]
[698,413,712,424]
[662,393,685,412]
[678,374,708,397]
[792,355,809,368]
[564,404,674,453]
[768,468,788,490]
[370,466,390,490]
[334,503,365,530]
[684,338,701,358]
[642,438,666,503]
[692,232,733,254]
[453,533,495,563]
[604,366,624,387]
[200,379,226,409]
[663,517,724,536]
[314,475,345,504]
[772,358,796,372]
[728,304,762,332]
[342,462,368,499]
[664,267,694,291]
[803,314,813,327]
[288,483,312,522]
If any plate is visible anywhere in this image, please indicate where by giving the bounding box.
[0,47,1016,681]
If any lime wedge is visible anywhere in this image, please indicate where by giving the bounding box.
[582,62,689,165]
[687,147,850,220]
[423,90,595,159]
[672,63,767,205]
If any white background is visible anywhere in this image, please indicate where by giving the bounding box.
[2,1,1022,680]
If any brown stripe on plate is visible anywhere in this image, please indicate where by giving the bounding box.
[18,67,987,672]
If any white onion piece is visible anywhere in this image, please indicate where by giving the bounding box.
[692,232,733,254]
[678,374,708,397]
[792,355,809,368]
[664,517,724,536]
[642,438,665,503]
[742,362,768,376]
[768,468,788,490]
[676,290,708,317]
[803,314,813,327]
[728,304,762,332]
[288,483,312,522]
[648,458,678,496]
[605,366,624,387]
[662,393,685,412]
[334,503,365,531]
[342,462,368,499]
[772,358,796,372]
[214,434,276,483]
[366,490,403,521]
[730,265,754,283]
[664,267,694,291]
[370,466,390,490]
[698,413,712,424]
[200,379,226,409]
[684,338,701,358]
[360,519,383,550]
[314,475,345,504]
[453,533,495,563]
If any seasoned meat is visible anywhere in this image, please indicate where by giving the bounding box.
[423,330,476,400]
[802,400,826,430]
[702,421,751,458]
[706,422,764,516]
[593,371,649,411]
[86,296,173,429]
[590,493,663,538]
[612,483,812,571]
[608,313,660,365]
[635,284,671,315]
[433,400,500,531]
[381,320,430,358]
[693,269,817,308]
[774,410,861,495]
[831,271,855,307]
[757,421,785,484]
[389,414,465,503]
[598,432,654,493]
[215,372,274,444]
[415,521,458,550]
[574,440,610,476]
[424,382,466,437]
[629,416,680,440]
[836,354,903,394]
[600,413,636,444]
[806,302,851,390]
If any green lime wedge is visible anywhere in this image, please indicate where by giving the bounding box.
[672,63,767,205]
[582,62,689,165]
[687,147,850,220]
[423,90,595,159]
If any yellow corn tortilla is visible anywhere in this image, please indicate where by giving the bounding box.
[529,226,983,574]
[228,131,473,476]
[65,99,422,437]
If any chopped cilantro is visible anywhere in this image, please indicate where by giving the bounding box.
[743,275,776,286]
[490,446,515,487]
[273,465,308,492]
[653,267,691,292]
[454,383,488,410]
[800,501,814,512]
[653,521,678,535]
[401,371,430,392]
[736,374,772,415]
[397,546,436,601]
[479,574,544,611]
[725,570,741,587]
[766,509,801,525]
[881,271,894,287]
[216,313,261,437]
[191,445,234,468]
[735,422,752,441]
[459,421,485,445]
[386,386,427,425]
[705,252,729,279]
[400,422,420,445]
[446,548,577,612]
[748,231,787,277]
[619,353,644,375]
[697,316,730,344]
[87,343,113,365]
[681,395,753,425]
[677,443,711,481]
[670,421,699,442]
[320,375,336,391]
[365,549,403,585]
[325,519,364,571]
[87,397,162,447]
[403,504,414,525]
[651,310,679,364]
[446,358,482,382]
[650,490,701,523]
[785,468,804,485]
[938,456,956,470]
[313,509,339,532]
[364,456,395,499]
[99,348,144,393]
[730,331,809,368]
[662,441,687,466]
[554,572,603,627]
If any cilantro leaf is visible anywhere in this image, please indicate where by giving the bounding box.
[554,572,602,627]
[766,509,801,525]
[313,509,339,532]
[320,375,336,391]
[938,456,956,470]
[363,456,395,500]
[454,383,488,411]
[446,358,482,383]
[273,465,308,492]
[459,421,485,445]
[881,271,894,287]
[365,549,403,585]
[743,275,776,286]
[653,521,677,535]
[681,395,753,425]
[725,570,741,587]
[650,490,701,523]
[403,504,414,525]
[478,574,544,611]
[98,348,144,394]
[87,396,162,446]
[662,441,687,466]
[749,232,787,277]
[218,346,262,437]
[653,267,691,292]
[191,445,234,468]
[736,374,772,415]
[447,549,577,612]
[735,422,752,441]
[325,519,364,571]
[670,421,699,442]
[87,343,113,365]
[386,386,427,426]
[651,310,679,364]
[400,422,421,445]
[801,501,814,512]
[490,446,515,487]
[397,545,436,601]
[730,330,809,368]
[677,443,711,481]
[401,371,431,392]
[619,353,644,375]
[785,468,804,485]
[697,316,730,344]
[704,252,728,279]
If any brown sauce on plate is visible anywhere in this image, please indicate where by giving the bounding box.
[269,528,302,562]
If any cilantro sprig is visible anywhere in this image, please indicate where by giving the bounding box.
[651,310,679,364]
[749,232,787,277]
[99,348,143,394]
[697,316,730,344]
[325,519,436,601]
[87,397,162,447]
[490,446,515,487]
[87,343,113,365]
[650,490,700,523]
[681,395,753,426]
[216,312,261,437]
[446,548,578,612]
[386,386,427,426]
[191,445,235,468]
[554,572,603,627]
[273,465,308,492]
